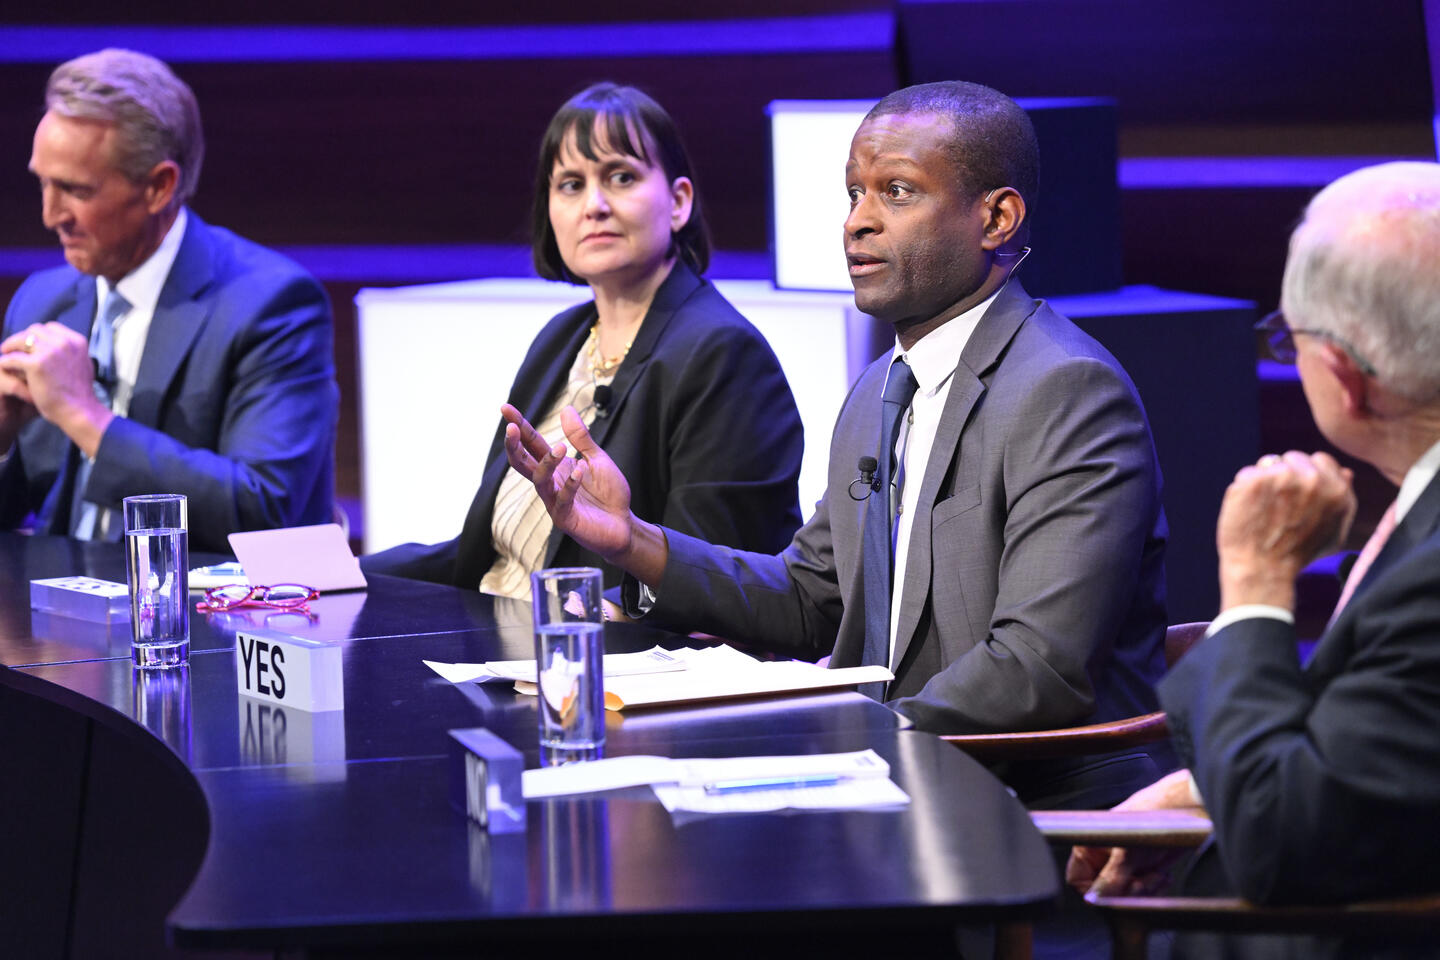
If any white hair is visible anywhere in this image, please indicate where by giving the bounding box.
[1281,161,1440,399]
[45,48,204,211]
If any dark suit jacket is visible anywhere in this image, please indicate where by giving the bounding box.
[364,262,804,592]
[0,212,339,553]
[1161,471,1440,960]
[640,281,1169,805]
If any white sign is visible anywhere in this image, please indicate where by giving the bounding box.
[236,629,345,712]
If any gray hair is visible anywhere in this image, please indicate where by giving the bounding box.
[1281,161,1440,399]
[45,48,204,210]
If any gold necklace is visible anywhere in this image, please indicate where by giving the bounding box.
[586,321,635,376]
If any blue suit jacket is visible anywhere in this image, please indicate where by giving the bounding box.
[1162,473,1440,958]
[363,262,805,591]
[0,213,339,552]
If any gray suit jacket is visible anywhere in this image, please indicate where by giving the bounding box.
[640,282,1167,792]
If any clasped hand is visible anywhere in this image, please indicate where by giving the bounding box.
[1216,450,1356,609]
[0,322,111,451]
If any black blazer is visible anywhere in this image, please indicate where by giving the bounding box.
[1161,470,1440,959]
[365,262,804,592]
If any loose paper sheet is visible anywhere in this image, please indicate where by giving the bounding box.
[424,646,688,684]
[522,748,909,814]
[424,645,892,711]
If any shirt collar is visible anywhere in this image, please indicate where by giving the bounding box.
[1396,434,1440,522]
[891,285,1004,395]
[96,207,188,319]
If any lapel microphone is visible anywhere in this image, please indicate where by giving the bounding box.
[848,456,879,501]
[593,384,613,419]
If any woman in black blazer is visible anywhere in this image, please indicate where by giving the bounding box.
[366,83,804,604]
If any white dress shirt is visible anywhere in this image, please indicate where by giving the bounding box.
[885,286,1004,664]
[83,208,187,538]
[95,207,188,419]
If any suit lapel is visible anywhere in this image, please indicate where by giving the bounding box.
[585,261,699,451]
[128,215,213,428]
[54,276,96,338]
[1347,472,1440,606]
[453,304,593,587]
[891,282,1037,671]
[541,262,702,567]
[1311,472,1440,676]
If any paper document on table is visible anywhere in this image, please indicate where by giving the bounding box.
[423,646,687,684]
[598,658,890,710]
[522,748,900,804]
[653,776,910,814]
[425,644,891,709]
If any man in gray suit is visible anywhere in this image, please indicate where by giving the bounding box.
[503,81,1168,809]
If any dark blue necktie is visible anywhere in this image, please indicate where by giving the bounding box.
[859,358,919,700]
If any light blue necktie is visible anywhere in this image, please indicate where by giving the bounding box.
[71,287,130,540]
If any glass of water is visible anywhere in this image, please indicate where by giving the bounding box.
[123,494,189,668]
[531,567,605,763]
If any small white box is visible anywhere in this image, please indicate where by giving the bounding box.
[30,576,131,623]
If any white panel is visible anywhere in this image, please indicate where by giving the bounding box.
[356,281,588,553]
[356,280,861,554]
[768,101,875,292]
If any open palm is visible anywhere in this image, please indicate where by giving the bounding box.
[501,403,634,559]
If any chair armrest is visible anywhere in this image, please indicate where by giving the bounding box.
[1029,808,1212,847]
[940,711,1171,761]
[1086,891,1440,937]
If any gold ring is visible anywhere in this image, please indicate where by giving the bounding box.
[21,334,37,353]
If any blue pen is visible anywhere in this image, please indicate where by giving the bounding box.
[703,773,844,795]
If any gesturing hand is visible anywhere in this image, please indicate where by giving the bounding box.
[501,403,635,561]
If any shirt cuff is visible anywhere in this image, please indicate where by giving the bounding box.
[1206,604,1294,637]
[621,576,658,619]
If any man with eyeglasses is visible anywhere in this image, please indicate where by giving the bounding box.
[0,49,339,552]
[1069,161,1440,960]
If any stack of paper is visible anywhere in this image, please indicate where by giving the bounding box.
[521,748,911,813]
[423,645,892,711]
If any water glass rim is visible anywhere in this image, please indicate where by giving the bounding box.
[532,566,603,579]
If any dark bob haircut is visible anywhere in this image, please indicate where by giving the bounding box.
[531,82,711,284]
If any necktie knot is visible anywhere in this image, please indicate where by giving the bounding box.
[883,358,920,409]
[91,288,130,400]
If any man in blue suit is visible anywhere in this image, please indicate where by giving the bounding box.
[1068,161,1440,959]
[0,49,338,552]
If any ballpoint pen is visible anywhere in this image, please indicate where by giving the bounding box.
[702,773,846,795]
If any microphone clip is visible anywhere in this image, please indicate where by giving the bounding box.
[848,456,880,501]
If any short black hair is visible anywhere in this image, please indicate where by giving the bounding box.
[531,82,710,284]
[867,81,1039,229]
